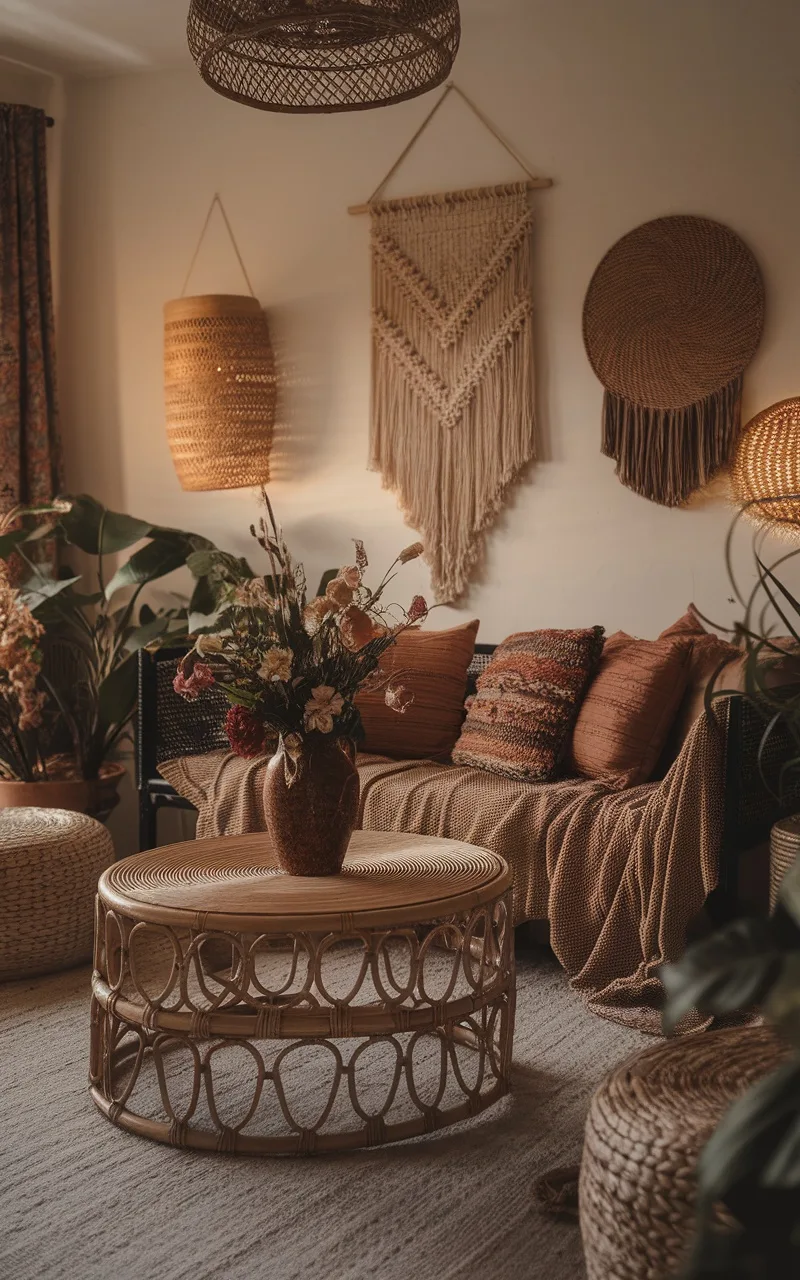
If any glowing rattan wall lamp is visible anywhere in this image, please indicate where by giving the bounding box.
[163,194,276,492]
[186,0,461,114]
[730,397,800,532]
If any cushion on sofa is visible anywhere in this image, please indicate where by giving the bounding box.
[451,627,605,782]
[659,607,742,748]
[355,618,479,760]
[570,631,692,788]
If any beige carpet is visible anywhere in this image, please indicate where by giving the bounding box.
[1,945,647,1280]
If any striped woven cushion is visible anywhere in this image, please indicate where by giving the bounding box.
[452,627,605,782]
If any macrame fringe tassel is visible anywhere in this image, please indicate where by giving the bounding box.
[602,375,743,507]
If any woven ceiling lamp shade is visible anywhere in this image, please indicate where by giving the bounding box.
[583,215,764,507]
[164,294,276,491]
[186,0,461,114]
[730,397,800,529]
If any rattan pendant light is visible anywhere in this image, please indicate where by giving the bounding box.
[730,397,800,530]
[186,1,461,114]
[164,196,276,492]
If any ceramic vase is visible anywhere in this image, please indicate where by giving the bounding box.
[263,734,359,876]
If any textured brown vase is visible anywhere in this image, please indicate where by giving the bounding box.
[263,735,359,876]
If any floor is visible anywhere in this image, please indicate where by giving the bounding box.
[1,944,647,1280]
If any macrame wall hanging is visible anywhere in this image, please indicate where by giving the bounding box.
[583,215,765,507]
[350,83,552,603]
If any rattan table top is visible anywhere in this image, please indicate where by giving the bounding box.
[99,831,510,933]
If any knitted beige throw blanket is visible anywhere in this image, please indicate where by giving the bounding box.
[369,182,536,603]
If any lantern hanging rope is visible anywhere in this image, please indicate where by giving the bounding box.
[163,195,276,493]
[186,0,461,114]
[730,397,800,532]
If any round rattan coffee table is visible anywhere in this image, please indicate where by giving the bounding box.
[90,830,515,1155]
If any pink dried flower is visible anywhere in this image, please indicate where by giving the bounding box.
[303,595,334,636]
[304,686,344,735]
[173,661,216,702]
[325,576,354,610]
[338,565,361,591]
[408,595,428,623]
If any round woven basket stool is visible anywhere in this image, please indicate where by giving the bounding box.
[0,807,115,980]
[770,814,800,912]
[580,1025,786,1280]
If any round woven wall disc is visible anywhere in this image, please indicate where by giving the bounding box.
[583,215,764,410]
[730,397,800,527]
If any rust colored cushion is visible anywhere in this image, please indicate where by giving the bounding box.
[570,631,693,787]
[659,607,742,749]
[356,619,480,760]
[452,627,605,782]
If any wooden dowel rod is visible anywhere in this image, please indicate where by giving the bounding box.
[348,175,553,215]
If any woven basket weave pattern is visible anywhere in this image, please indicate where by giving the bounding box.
[163,294,276,492]
[770,814,800,912]
[0,807,114,980]
[580,1026,785,1280]
[730,397,800,527]
[583,215,764,411]
[187,0,460,114]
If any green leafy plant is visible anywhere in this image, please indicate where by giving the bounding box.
[662,498,800,1276]
[0,493,216,780]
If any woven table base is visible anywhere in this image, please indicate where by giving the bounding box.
[579,1025,785,1279]
[89,832,515,1154]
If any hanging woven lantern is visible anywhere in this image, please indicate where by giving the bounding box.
[730,397,800,530]
[164,294,276,492]
[186,0,461,114]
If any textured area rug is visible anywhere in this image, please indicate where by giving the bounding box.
[1,947,646,1280]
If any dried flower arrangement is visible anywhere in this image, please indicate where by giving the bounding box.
[174,493,427,774]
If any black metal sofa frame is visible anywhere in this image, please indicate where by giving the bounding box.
[137,645,797,916]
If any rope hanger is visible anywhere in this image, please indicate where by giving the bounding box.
[348,82,552,215]
[180,192,257,298]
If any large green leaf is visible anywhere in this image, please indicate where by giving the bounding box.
[186,549,254,582]
[58,493,153,555]
[104,536,194,599]
[698,1059,800,1200]
[765,953,800,1048]
[661,919,783,1034]
[123,614,172,654]
[97,652,138,728]
[19,574,82,611]
[0,528,32,559]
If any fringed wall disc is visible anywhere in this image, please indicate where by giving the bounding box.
[730,397,800,530]
[370,182,535,604]
[164,294,276,492]
[583,215,764,507]
[187,0,461,114]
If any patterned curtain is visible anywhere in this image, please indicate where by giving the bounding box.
[0,103,62,510]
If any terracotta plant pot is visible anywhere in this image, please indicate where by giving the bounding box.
[0,761,126,822]
[263,735,359,876]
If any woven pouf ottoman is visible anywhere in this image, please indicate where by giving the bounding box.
[0,807,115,980]
[580,1025,785,1280]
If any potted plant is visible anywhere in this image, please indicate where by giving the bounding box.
[174,492,427,875]
[0,493,218,817]
[661,499,800,1276]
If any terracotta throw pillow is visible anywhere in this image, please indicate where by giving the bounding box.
[570,631,692,787]
[659,607,743,748]
[452,627,605,782]
[356,619,480,760]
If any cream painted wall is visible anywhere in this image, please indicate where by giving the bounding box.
[57,0,800,646]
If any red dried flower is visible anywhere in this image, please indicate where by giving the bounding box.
[225,704,267,758]
[408,595,428,623]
